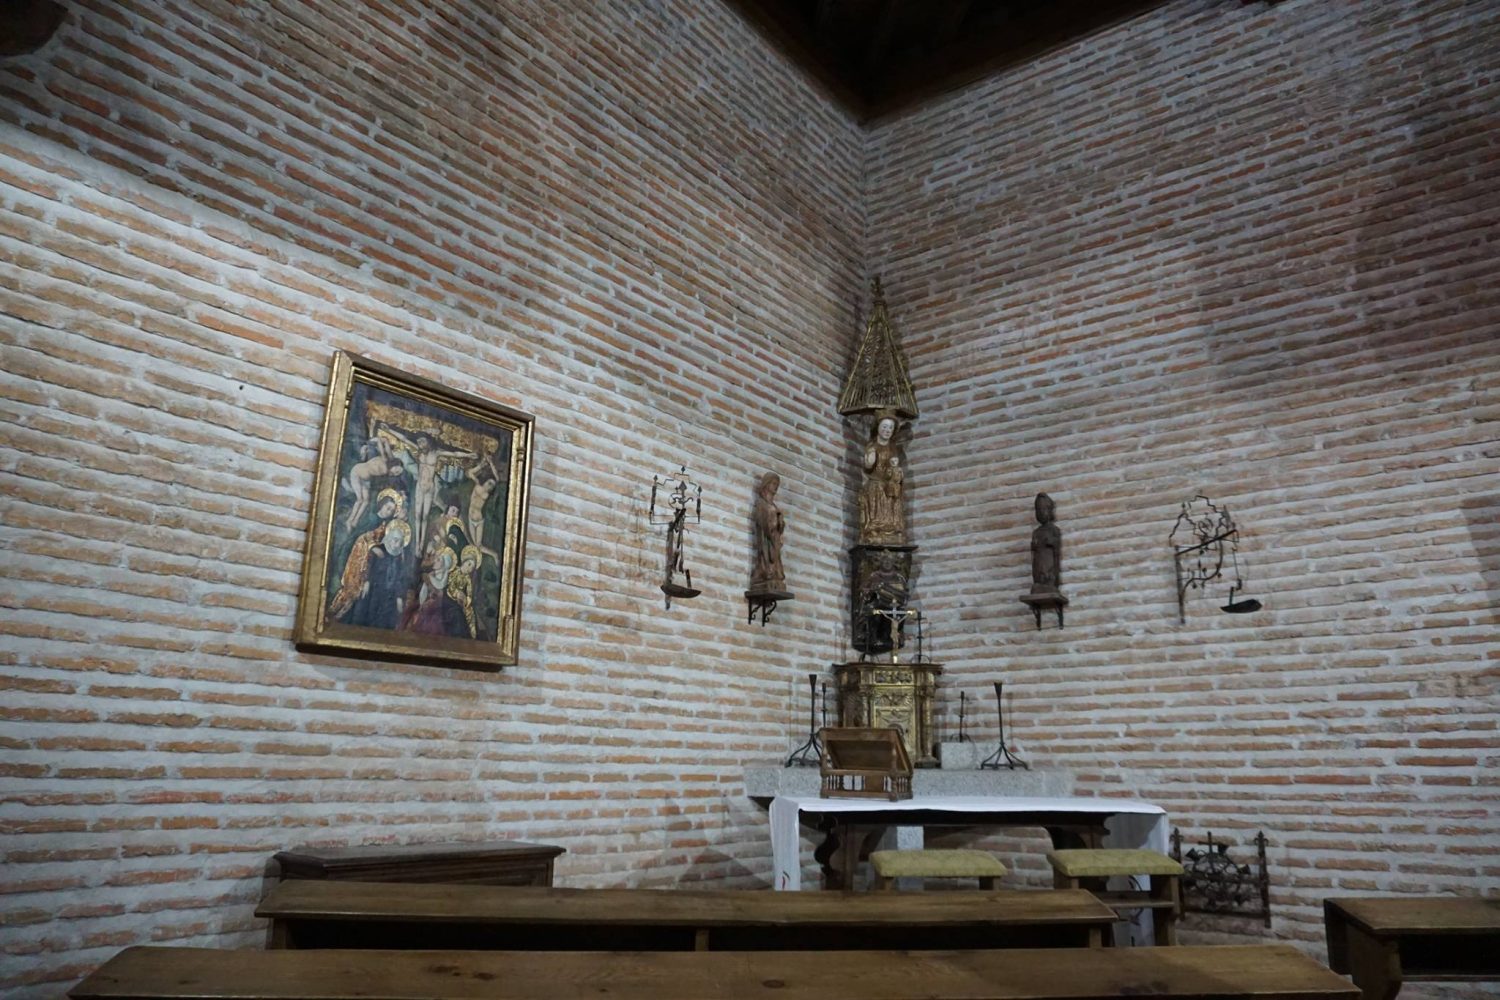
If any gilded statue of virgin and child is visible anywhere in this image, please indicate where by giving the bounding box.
[857,410,906,547]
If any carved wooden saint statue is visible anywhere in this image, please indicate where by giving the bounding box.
[858,411,906,546]
[750,472,786,594]
[1020,491,1068,628]
[1030,492,1061,594]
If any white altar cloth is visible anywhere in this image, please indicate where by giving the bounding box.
[769,794,1168,892]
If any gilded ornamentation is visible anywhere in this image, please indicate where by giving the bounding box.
[835,660,942,768]
[837,277,918,420]
[857,412,906,546]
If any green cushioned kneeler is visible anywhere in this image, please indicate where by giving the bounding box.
[870,849,1007,878]
[1046,848,1184,878]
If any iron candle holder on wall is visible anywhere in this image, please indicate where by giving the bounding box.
[650,466,702,609]
[1170,494,1262,623]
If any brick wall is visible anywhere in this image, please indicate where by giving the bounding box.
[4,0,1498,995]
[0,1,864,993]
[867,0,1500,987]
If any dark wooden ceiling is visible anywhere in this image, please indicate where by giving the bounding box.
[721,0,1175,122]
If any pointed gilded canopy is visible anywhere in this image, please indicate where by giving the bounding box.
[837,277,918,420]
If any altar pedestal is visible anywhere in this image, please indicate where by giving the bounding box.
[834,660,941,768]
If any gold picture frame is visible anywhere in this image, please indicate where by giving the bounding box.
[294,352,535,668]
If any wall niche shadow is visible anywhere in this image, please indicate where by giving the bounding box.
[1460,493,1500,626]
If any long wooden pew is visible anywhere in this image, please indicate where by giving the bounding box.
[1324,896,1500,1000]
[255,881,1117,950]
[71,944,1360,1000]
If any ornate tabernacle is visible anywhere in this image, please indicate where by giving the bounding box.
[818,727,913,800]
[834,660,941,768]
[839,278,923,658]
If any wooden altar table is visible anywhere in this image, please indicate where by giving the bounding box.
[768,794,1169,892]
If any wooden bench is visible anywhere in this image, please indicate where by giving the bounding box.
[1324,896,1500,1000]
[1047,848,1184,946]
[273,840,564,887]
[70,944,1360,1000]
[256,880,1116,950]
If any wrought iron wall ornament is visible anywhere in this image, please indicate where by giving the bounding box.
[650,466,702,609]
[1170,828,1272,926]
[1170,494,1263,623]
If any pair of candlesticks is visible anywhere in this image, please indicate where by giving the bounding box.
[785,677,1027,770]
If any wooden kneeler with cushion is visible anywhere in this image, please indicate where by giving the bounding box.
[1047,848,1183,945]
[870,849,1007,890]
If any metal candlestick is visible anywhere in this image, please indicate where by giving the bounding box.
[785,673,824,767]
[957,690,970,743]
[980,681,1028,770]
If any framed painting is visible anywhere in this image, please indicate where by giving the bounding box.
[294,352,535,667]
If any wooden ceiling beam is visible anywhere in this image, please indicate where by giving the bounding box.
[814,0,838,35]
[720,0,870,118]
[863,0,901,72]
[864,0,1173,121]
[931,0,976,49]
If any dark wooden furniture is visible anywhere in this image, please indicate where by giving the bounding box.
[1324,896,1500,1000]
[272,841,563,887]
[256,881,1116,951]
[71,943,1360,1000]
[1048,848,1184,946]
[819,726,913,800]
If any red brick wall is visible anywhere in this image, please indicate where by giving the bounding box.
[867,0,1500,981]
[4,0,1498,995]
[0,1,863,993]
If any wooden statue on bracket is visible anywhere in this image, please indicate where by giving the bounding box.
[1020,492,1068,628]
[746,472,793,625]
